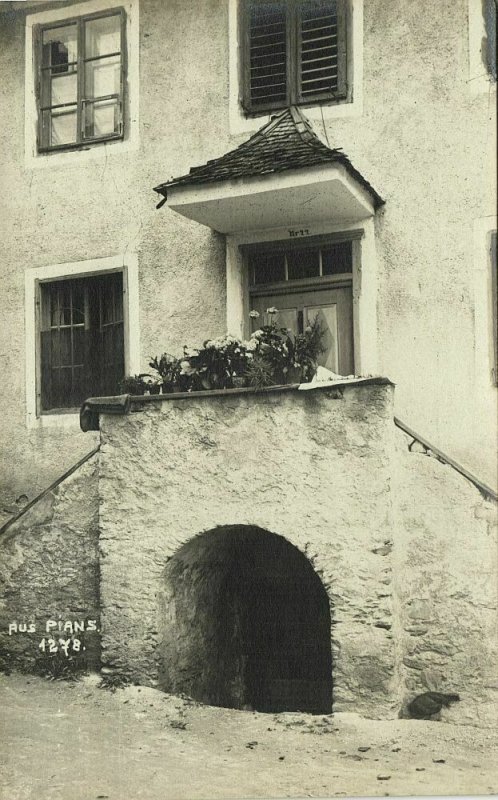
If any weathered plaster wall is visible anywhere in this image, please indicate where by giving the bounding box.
[0,455,100,672]
[0,0,496,505]
[393,430,498,729]
[99,384,399,718]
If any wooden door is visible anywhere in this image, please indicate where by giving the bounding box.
[251,285,354,375]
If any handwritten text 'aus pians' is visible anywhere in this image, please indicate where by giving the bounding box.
[7,619,98,636]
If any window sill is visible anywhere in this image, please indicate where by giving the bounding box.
[27,411,83,430]
[37,133,124,156]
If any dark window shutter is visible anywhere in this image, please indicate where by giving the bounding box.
[243,0,347,113]
[298,0,346,102]
[245,1,288,112]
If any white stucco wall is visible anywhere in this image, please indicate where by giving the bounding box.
[0,0,496,501]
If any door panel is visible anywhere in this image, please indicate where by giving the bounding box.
[251,284,354,375]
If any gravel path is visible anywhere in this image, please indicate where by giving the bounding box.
[1,673,497,800]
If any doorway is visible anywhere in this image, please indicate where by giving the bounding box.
[247,237,354,375]
[158,525,333,714]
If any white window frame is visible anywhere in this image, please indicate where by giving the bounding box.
[25,253,140,429]
[228,0,363,136]
[226,217,378,375]
[25,0,139,169]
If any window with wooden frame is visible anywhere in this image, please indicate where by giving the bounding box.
[34,8,126,152]
[39,272,124,411]
[241,0,347,114]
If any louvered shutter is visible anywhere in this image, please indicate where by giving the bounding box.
[298,0,347,102]
[243,0,347,113]
[245,1,289,112]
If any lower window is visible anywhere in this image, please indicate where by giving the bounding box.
[39,271,124,411]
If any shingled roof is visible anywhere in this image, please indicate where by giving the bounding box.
[154,106,384,209]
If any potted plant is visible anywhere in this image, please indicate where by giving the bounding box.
[149,353,181,393]
[119,374,152,395]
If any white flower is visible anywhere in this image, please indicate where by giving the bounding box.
[249,310,260,318]
[266,307,278,315]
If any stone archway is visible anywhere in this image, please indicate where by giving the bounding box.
[157,525,332,714]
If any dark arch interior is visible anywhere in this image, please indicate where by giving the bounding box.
[158,525,332,714]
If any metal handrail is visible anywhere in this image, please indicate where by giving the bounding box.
[0,445,100,541]
[394,417,497,502]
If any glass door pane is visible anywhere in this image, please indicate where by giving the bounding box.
[305,305,339,373]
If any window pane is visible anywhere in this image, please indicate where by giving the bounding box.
[49,72,78,106]
[287,249,320,280]
[307,305,339,372]
[250,251,286,284]
[249,1,287,106]
[321,242,352,275]
[73,327,86,366]
[84,55,121,99]
[84,98,119,138]
[42,107,78,146]
[58,328,72,366]
[42,24,78,71]
[72,283,85,324]
[85,14,121,58]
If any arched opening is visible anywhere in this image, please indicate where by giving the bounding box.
[158,525,332,714]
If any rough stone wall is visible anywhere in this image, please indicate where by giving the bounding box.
[0,455,101,672]
[393,430,498,728]
[99,383,399,718]
[0,0,496,504]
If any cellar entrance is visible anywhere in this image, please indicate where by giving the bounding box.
[158,525,332,714]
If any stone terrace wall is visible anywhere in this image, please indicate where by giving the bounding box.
[99,382,399,718]
[0,455,101,673]
[393,431,498,728]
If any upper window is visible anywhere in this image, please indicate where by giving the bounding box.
[35,8,125,152]
[249,240,352,285]
[241,0,347,114]
[39,272,124,411]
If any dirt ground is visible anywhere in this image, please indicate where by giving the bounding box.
[0,673,497,800]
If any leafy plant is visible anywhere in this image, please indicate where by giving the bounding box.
[147,309,326,393]
[98,672,130,692]
[119,374,153,395]
[148,353,182,392]
[33,652,87,681]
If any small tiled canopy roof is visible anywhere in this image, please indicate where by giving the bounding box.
[154,106,384,209]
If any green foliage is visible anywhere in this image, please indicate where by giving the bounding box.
[245,354,275,388]
[147,309,327,393]
[119,374,153,395]
[148,353,182,391]
[98,672,130,692]
[33,651,87,681]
